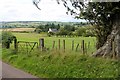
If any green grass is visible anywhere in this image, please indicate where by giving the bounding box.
[2,48,118,78]
[2,32,119,78]
[12,32,96,54]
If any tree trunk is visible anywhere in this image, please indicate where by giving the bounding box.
[92,14,120,59]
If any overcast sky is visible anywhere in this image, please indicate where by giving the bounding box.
[0,0,86,22]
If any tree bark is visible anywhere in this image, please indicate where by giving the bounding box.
[92,13,120,59]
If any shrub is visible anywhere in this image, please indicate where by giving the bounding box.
[75,26,95,37]
[1,31,15,48]
[85,30,95,37]
[34,29,42,33]
[75,27,86,36]
[47,32,55,37]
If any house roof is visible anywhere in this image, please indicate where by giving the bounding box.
[48,28,58,33]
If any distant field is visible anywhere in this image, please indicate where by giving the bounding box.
[0,28,35,32]
[12,32,96,54]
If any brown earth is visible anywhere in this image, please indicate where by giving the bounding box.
[0,28,35,32]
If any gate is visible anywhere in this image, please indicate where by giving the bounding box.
[17,41,38,53]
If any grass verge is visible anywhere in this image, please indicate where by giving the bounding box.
[2,48,119,78]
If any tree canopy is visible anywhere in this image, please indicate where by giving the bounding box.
[33,0,120,49]
[56,1,120,48]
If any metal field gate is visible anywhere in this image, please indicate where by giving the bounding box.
[17,41,38,53]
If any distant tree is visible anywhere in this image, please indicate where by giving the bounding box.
[67,32,73,37]
[75,27,86,36]
[64,25,75,32]
[51,23,55,28]
[47,31,55,37]
[57,24,60,30]
[57,27,68,36]
[34,28,42,33]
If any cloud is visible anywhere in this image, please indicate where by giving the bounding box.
[0,0,83,22]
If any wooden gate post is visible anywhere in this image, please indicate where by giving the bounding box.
[39,38,44,51]
[14,37,18,52]
[58,39,60,50]
[88,41,90,49]
[72,40,74,51]
[52,41,55,49]
[63,40,65,52]
[76,43,79,51]
[82,40,85,54]
[6,42,10,49]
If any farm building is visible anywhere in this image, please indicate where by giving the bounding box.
[48,28,58,33]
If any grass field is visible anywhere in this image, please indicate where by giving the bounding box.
[12,32,96,54]
[2,32,119,78]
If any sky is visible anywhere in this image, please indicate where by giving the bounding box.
[0,0,85,22]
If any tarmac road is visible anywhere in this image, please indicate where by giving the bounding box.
[0,61,37,78]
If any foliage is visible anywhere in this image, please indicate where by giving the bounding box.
[44,24,95,37]
[56,27,68,36]
[32,21,91,37]
[1,31,15,48]
[34,28,42,33]
[32,1,120,49]
[64,25,75,32]
[1,21,83,29]
[75,27,86,36]
[57,1,120,49]
[47,32,55,37]
[35,23,60,32]
[2,21,92,37]
[74,25,95,37]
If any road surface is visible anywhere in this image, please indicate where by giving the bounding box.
[0,61,38,78]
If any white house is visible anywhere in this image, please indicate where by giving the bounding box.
[48,28,58,33]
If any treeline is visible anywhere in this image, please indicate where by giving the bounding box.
[49,25,95,37]
[1,21,95,37]
[0,21,87,28]
[34,23,95,37]
[34,23,60,33]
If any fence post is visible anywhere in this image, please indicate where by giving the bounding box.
[14,37,18,52]
[88,41,90,49]
[63,40,65,52]
[72,40,74,51]
[58,39,60,50]
[36,42,38,48]
[39,38,44,51]
[82,40,85,54]
[6,42,10,49]
[76,43,79,51]
[52,41,55,49]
